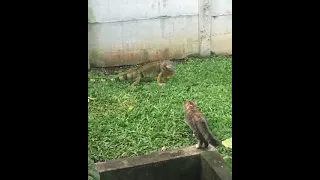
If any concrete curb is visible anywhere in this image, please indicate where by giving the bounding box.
[95,145,231,180]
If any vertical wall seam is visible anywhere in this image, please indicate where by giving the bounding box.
[198,0,212,57]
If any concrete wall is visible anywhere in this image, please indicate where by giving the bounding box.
[88,0,232,67]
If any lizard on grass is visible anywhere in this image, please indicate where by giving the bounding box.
[114,60,176,87]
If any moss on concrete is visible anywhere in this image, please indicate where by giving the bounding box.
[88,8,96,23]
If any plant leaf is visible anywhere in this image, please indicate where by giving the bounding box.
[222,138,232,149]
[128,106,134,111]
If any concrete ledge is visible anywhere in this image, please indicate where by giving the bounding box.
[95,146,231,180]
[201,151,232,180]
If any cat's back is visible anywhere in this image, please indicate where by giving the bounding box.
[186,108,206,123]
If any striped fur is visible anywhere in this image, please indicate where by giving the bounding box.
[184,100,220,149]
[114,60,176,87]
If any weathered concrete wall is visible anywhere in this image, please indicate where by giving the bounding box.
[88,15,199,67]
[88,0,198,23]
[211,0,232,55]
[88,0,232,67]
[211,15,232,55]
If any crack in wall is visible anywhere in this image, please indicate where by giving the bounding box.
[212,13,232,19]
[88,13,232,24]
[89,14,199,24]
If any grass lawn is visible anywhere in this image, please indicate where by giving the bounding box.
[88,56,232,170]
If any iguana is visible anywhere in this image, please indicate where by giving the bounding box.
[114,60,176,87]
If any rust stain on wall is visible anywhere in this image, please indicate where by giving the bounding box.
[89,41,198,67]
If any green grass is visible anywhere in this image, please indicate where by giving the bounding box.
[88,56,232,170]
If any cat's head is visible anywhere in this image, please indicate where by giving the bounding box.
[183,100,197,109]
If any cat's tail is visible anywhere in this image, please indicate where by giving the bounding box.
[196,121,220,147]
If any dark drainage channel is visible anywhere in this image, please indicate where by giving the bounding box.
[96,146,232,180]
